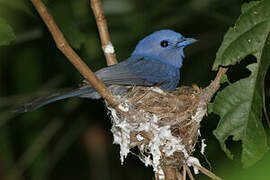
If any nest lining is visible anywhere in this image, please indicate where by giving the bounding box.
[107,85,208,179]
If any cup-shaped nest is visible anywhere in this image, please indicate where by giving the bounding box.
[107,85,209,179]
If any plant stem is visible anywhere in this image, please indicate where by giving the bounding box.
[192,163,222,180]
[31,0,116,106]
[90,0,118,66]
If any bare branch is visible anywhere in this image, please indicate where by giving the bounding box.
[192,163,222,180]
[186,166,195,180]
[211,67,228,90]
[91,0,118,66]
[163,167,178,180]
[207,67,228,97]
[199,67,228,104]
[176,171,183,180]
[182,165,186,180]
[31,0,116,106]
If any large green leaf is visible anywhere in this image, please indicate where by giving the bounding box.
[212,0,270,70]
[0,18,15,46]
[210,0,270,167]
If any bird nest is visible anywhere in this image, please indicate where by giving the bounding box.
[106,84,214,179]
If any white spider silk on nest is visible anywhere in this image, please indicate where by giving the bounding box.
[187,156,201,174]
[109,103,191,179]
[107,86,207,179]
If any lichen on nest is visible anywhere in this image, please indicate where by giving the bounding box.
[107,85,209,179]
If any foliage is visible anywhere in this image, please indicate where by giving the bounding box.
[209,0,270,167]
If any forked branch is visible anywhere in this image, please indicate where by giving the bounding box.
[31,0,116,106]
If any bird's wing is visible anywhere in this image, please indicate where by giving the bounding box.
[15,57,177,112]
[93,56,177,88]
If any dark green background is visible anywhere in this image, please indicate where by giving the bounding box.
[0,0,269,179]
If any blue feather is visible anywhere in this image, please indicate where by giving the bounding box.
[16,29,196,112]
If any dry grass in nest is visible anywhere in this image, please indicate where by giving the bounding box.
[107,84,219,180]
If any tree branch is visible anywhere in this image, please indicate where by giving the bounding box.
[163,167,178,180]
[182,165,186,180]
[211,67,228,90]
[186,166,195,180]
[90,0,118,66]
[201,67,228,103]
[31,0,116,106]
[207,67,228,95]
[192,163,222,180]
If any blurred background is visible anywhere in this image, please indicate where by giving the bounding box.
[0,0,269,179]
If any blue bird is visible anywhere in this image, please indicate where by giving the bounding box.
[16,29,196,112]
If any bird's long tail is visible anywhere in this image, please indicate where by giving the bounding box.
[14,87,95,113]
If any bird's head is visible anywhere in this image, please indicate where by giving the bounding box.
[132,29,197,68]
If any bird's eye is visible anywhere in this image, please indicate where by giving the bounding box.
[160,40,169,48]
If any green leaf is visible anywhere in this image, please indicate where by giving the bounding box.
[211,0,270,168]
[0,18,15,46]
[241,1,260,14]
[212,0,270,70]
[212,63,269,167]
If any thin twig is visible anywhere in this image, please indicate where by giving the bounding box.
[155,173,159,180]
[201,67,228,103]
[176,171,183,180]
[90,0,118,66]
[31,0,116,106]
[209,67,228,92]
[163,167,179,180]
[213,67,228,87]
[182,165,186,180]
[192,163,222,180]
[186,166,195,180]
